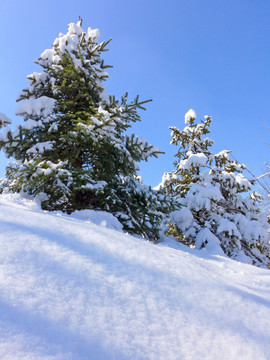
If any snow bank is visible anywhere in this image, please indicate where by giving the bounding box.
[0,194,270,360]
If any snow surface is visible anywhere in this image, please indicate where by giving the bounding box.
[0,194,270,359]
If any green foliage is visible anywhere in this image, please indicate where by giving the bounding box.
[110,177,178,241]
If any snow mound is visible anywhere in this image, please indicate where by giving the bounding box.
[68,209,123,232]
[0,193,270,360]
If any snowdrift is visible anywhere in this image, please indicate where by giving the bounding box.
[0,194,270,360]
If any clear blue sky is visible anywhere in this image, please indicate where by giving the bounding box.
[1,0,270,187]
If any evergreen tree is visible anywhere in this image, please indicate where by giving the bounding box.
[0,113,11,191]
[0,19,175,240]
[162,109,270,267]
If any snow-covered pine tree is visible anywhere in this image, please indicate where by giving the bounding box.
[0,19,175,240]
[162,109,270,267]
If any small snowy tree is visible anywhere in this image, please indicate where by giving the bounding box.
[162,109,270,267]
[0,113,11,191]
[0,19,175,240]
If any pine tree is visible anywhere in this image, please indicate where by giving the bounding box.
[0,19,175,240]
[0,113,11,192]
[162,109,270,267]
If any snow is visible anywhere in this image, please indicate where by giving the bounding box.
[67,22,83,36]
[68,209,123,232]
[184,108,196,123]
[15,97,56,119]
[195,228,222,253]
[216,217,242,239]
[0,193,270,360]
[26,141,54,154]
[24,119,44,130]
[170,207,194,230]
[235,173,252,189]
[0,127,11,142]
[159,171,178,188]
[216,150,230,159]
[179,152,208,169]
[0,113,11,127]
[234,214,267,245]
[186,183,224,211]
[27,72,48,86]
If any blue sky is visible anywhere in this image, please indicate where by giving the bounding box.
[1,0,270,186]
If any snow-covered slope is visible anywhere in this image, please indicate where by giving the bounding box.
[0,194,270,360]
